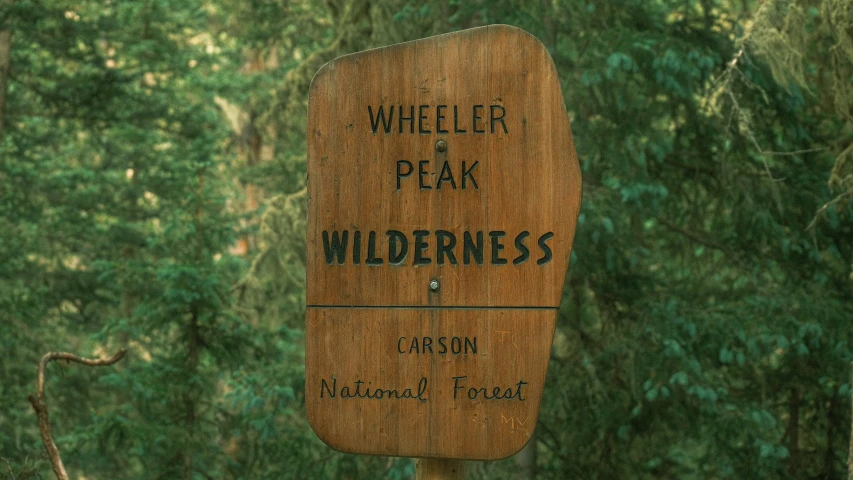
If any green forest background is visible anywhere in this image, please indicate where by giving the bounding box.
[1,0,852,478]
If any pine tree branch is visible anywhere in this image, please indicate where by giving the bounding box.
[28,348,127,480]
[806,189,853,232]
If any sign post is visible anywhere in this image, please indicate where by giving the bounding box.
[416,458,465,479]
[305,24,581,467]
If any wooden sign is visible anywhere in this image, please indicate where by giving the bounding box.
[305,25,581,460]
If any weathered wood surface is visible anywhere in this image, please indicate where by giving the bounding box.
[305,24,581,460]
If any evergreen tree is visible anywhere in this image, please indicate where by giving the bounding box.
[0,1,850,479]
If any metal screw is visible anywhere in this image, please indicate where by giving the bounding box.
[429,279,440,292]
[435,140,448,152]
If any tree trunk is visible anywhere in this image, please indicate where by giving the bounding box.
[825,387,838,479]
[0,0,16,139]
[789,387,800,478]
[183,308,199,480]
[847,365,853,480]
[184,170,205,480]
[219,47,278,256]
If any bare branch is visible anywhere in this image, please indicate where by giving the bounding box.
[1,457,14,480]
[806,190,853,231]
[36,349,126,399]
[759,148,827,157]
[28,348,127,480]
[656,216,726,252]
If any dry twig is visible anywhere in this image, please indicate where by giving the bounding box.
[1,457,14,480]
[27,348,127,480]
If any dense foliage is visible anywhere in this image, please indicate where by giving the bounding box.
[1,1,851,479]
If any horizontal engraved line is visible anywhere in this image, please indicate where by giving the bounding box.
[306,304,558,310]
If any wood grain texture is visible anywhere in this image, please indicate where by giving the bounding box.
[305,25,581,460]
